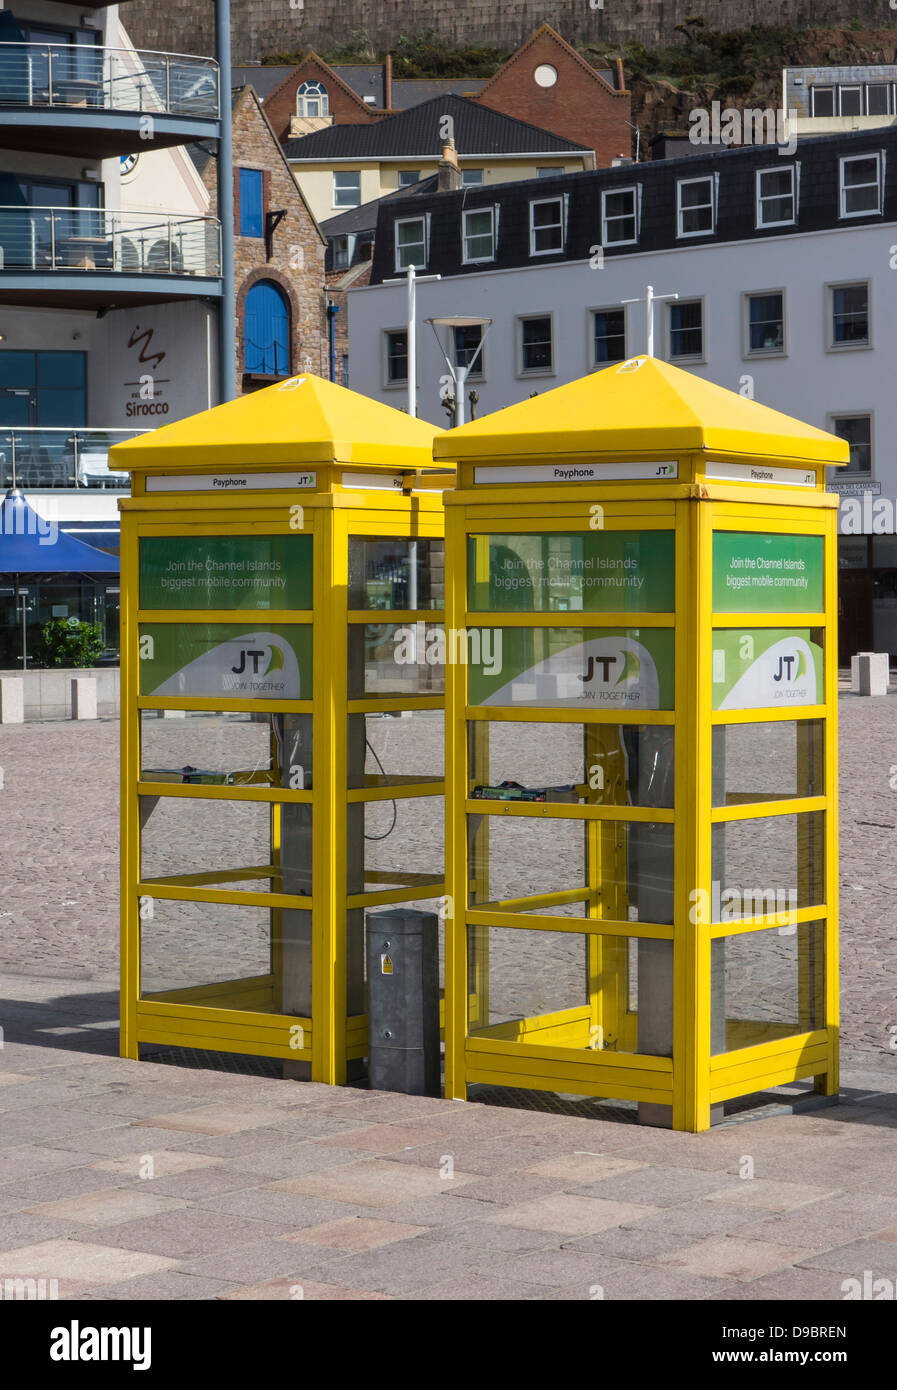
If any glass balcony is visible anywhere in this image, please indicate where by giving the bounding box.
[0,428,141,489]
[0,43,219,118]
[0,208,221,277]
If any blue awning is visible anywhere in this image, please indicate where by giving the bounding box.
[0,491,120,574]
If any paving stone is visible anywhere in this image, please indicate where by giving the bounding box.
[133,1104,287,1136]
[491,1247,634,1288]
[92,1151,223,1180]
[795,1237,897,1277]
[281,1217,429,1252]
[2,1166,143,1206]
[178,1240,344,1285]
[0,1238,176,1293]
[317,1123,459,1154]
[442,1173,568,1205]
[45,1126,208,1157]
[398,1277,543,1300]
[488,1194,658,1236]
[418,1221,565,1253]
[705,1266,861,1300]
[572,1165,741,1207]
[0,1213,81,1249]
[561,1225,704,1262]
[370,1194,502,1227]
[81,1272,243,1300]
[654,1237,816,1281]
[219,1278,391,1300]
[86,1208,292,1259]
[290,1237,509,1295]
[0,1147,104,1186]
[132,1168,265,1201]
[522,1153,648,1184]
[268,1159,479,1208]
[26,1188,187,1227]
[703,1179,840,1212]
[626,1200,769,1239]
[197,1189,374,1228]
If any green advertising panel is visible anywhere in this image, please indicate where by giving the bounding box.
[139,624,312,700]
[712,532,823,614]
[140,535,313,611]
[467,626,675,710]
[712,628,823,711]
[468,531,675,612]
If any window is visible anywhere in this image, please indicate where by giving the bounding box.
[238,169,264,237]
[537,167,559,178]
[591,308,626,366]
[462,169,484,186]
[602,186,637,245]
[668,300,703,360]
[0,350,86,428]
[394,215,427,270]
[829,283,870,347]
[333,171,361,209]
[297,80,329,118]
[830,414,872,475]
[811,86,835,117]
[840,154,882,217]
[244,281,290,376]
[839,85,862,117]
[756,166,796,227]
[331,235,352,270]
[518,315,553,374]
[398,170,421,188]
[529,196,564,255]
[677,175,715,237]
[385,330,408,385]
[462,207,495,262]
[745,292,785,355]
[455,324,485,379]
[867,83,891,116]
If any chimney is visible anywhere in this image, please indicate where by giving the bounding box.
[384,52,392,110]
[616,57,625,90]
[438,136,462,192]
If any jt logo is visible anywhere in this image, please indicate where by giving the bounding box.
[232,649,265,674]
[773,654,796,682]
[581,655,616,683]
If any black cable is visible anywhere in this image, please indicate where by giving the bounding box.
[363,735,397,840]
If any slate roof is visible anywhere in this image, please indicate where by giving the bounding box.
[320,175,438,237]
[283,94,591,161]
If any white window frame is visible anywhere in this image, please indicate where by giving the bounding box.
[825,280,872,352]
[755,165,797,229]
[810,85,835,117]
[382,327,409,390]
[839,152,884,219]
[461,205,497,264]
[743,288,786,358]
[588,305,627,370]
[332,169,361,210]
[461,168,484,186]
[838,84,863,117]
[297,80,330,118]
[398,169,421,189]
[454,323,486,382]
[528,195,565,257]
[601,185,638,247]
[676,174,715,238]
[516,312,555,377]
[866,82,891,117]
[827,410,874,476]
[666,297,705,364]
[394,214,428,272]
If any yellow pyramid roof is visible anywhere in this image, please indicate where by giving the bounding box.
[110,374,445,473]
[433,357,849,467]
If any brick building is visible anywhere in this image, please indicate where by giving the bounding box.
[473,25,632,166]
[198,86,328,393]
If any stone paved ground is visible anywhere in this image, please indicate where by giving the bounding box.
[0,689,895,1299]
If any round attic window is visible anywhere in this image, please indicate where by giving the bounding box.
[534,64,558,88]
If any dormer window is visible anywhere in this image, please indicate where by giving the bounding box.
[297,81,329,118]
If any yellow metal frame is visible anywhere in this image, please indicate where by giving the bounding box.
[443,462,839,1131]
[120,467,448,1082]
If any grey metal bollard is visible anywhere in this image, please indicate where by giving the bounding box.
[0,677,24,724]
[851,651,889,697]
[70,676,97,720]
[366,908,440,1097]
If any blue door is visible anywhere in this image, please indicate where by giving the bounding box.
[244,281,290,376]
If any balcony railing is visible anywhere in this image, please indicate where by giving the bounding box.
[0,42,219,118]
[0,428,140,489]
[0,207,222,277]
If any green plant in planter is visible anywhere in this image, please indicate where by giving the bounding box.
[37,617,105,668]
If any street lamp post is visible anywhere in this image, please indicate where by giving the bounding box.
[382,267,442,417]
[426,316,493,427]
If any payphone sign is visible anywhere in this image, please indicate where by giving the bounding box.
[139,623,312,699]
[712,629,823,710]
[712,533,823,615]
[468,532,674,612]
[139,536,313,612]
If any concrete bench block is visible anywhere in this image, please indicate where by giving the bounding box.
[70,676,97,720]
[0,677,24,723]
[851,651,890,696]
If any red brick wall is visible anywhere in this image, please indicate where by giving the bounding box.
[474,31,632,167]
[263,57,379,142]
[203,89,328,394]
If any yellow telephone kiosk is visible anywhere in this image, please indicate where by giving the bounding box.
[111,375,449,1085]
[435,356,846,1132]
